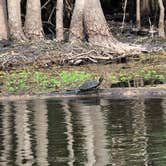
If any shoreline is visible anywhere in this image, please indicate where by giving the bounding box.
[1,87,166,101]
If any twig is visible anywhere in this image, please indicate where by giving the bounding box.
[121,0,128,32]
[41,0,51,9]
[48,7,56,23]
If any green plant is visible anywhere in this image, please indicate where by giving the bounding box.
[139,68,165,82]
[5,71,28,92]
[119,73,132,82]
[59,71,91,83]
[4,70,60,93]
[157,75,165,82]
[33,71,59,88]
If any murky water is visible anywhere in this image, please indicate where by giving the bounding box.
[0,97,166,166]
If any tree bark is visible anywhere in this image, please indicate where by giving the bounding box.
[0,0,8,40]
[56,0,64,41]
[84,0,117,47]
[7,0,26,41]
[69,0,85,43]
[25,0,43,40]
[69,0,141,54]
[136,0,141,29]
[142,0,150,16]
[158,0,165,38]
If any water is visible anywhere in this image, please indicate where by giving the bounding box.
[0,97,166,166]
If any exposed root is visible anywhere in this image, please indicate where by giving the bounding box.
[0,39,162,70]
[88,36,145,55]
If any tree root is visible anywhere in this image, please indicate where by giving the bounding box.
[0,40,157,70]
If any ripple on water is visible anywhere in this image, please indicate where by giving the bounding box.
[0,98,166,165]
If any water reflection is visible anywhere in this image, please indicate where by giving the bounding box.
[14,101,34,166]
[0,97,166,166]
[71,98,109,165]
[0,101,12,166]
[34,100,48,166]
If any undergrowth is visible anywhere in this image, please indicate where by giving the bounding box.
[0,62,166,94]
[2,69,92,93]
[108,64,166,87]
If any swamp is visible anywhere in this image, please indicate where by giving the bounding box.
[0,0,166,165]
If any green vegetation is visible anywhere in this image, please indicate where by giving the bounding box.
[5,71,29,93]
[1,69,92,94]
[139,69,165,82]
[60,71,91,83]
[1,61,166,95]
[33,71,60,88]
[4,70,60,93]
[108,64,166,87]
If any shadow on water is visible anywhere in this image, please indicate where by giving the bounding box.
[0,97,166,166]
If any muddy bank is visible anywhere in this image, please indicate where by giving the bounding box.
[1,87,166,101]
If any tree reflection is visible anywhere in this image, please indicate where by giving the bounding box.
[0,101,12,165]
[145,99,166,165]
[33,99,48,166]
[102,99,149,166]
[0,98,166,166]
[70,98,110,166]
[14,101,34,166]
[62,99,75,166]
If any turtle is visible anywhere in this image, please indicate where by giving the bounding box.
[78,76,104,92]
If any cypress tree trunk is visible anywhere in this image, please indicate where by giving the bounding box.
[136,0,141,29]
[56,0,64,41]
[25,0,43,40]
[69,0,85,43]
[0,0,8,40]
[142,0,150,16]
[7,0,26,41]
[70,0,141,54]
[84,0,117,47]
[158,0,165,38]
[69,0,141,54]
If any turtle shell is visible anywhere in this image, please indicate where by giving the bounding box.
[79,80,99,91]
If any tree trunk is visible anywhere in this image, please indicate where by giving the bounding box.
[0,0,8,40]
[69,0,141,54]
[7,0,26,41]
[25,0,43,40]
[84,0,117,47]
[56,0,64,41]
[136,0,141,29]
[158,0,165,38]
[142,0,150,16]
[69,0,85,43]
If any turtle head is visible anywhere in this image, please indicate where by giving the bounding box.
[99,76,104,83]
